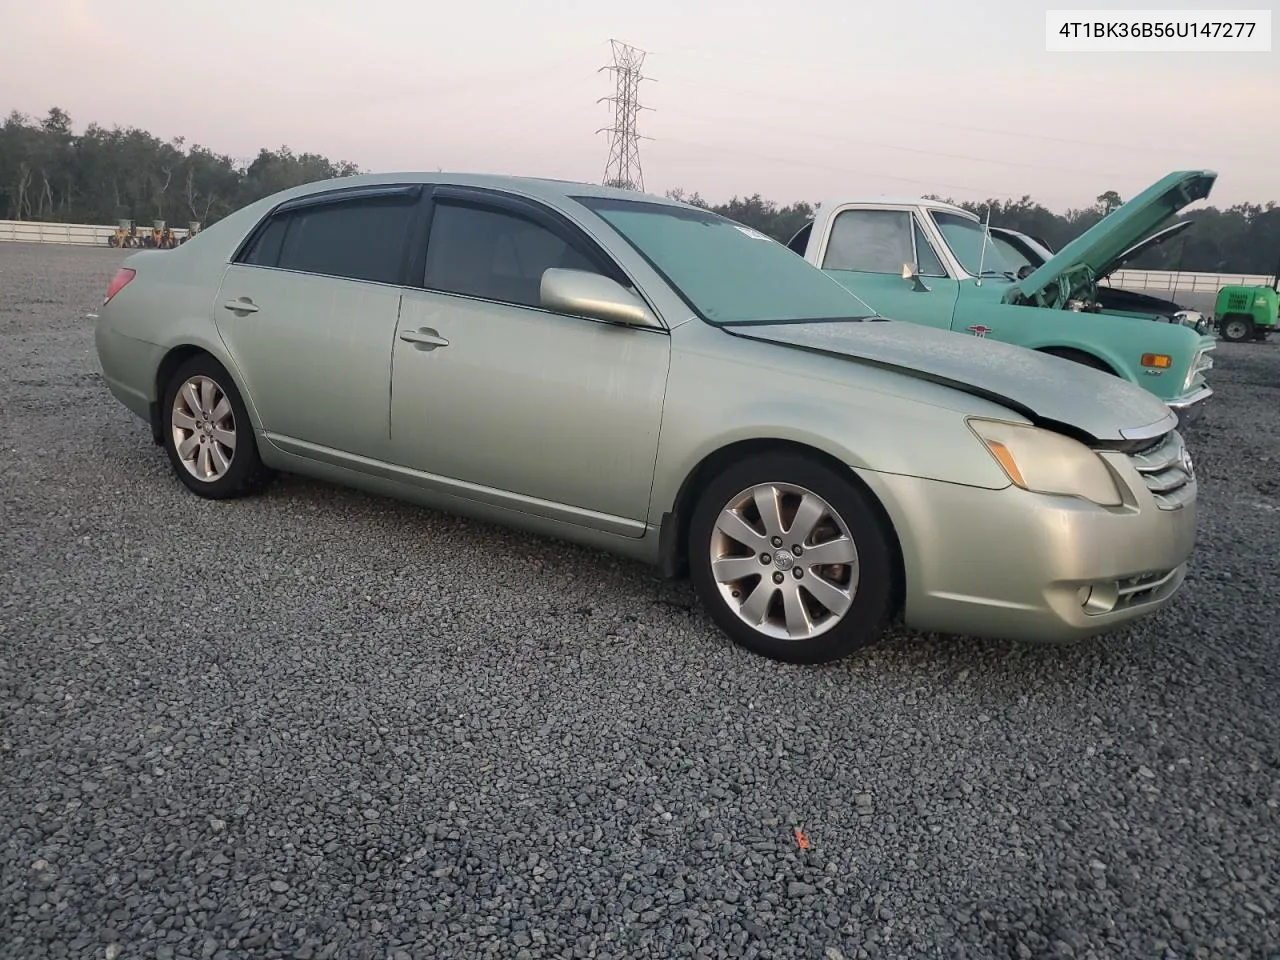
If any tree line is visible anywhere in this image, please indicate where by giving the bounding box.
[3,107,1276,274]
[0,107,360,230]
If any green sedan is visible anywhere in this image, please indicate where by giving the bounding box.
[94,174,1198,663]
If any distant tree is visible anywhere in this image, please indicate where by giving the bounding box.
[1095,190,1123,214]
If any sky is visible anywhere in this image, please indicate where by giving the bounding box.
[2,0,1276,212]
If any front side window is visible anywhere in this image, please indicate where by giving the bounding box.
[822,209,913,274]
[931,211,1015,278]
[239,195,417,285]
[424,202,602,309]
[577,197,871,325]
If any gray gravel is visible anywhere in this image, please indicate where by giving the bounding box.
[2,241,1278,960]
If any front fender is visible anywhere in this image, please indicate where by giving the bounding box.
[967,301,1203,401]
[648,333,1016,527]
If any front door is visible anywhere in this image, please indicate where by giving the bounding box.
[388,192,671,534]
[818,207,960,329]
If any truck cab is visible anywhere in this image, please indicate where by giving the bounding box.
[786,171,1218,424]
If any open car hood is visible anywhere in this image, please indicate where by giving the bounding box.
[1098,219,1193,279]
[1004,170,1215,306]
[723,318,1176,444]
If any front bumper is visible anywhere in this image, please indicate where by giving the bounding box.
[855,459,1197,643]
[1166,384,1212,427]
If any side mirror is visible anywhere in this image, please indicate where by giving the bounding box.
[901,262,930,293]
[540,268,661,328]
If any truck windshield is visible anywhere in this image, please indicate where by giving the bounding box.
[931,211,1015,279]
[575,196,876,325]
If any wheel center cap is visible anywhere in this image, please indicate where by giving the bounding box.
[773,549,796,571]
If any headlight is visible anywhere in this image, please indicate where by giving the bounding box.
[1183,349,1205,391]
[967,418,1123,506]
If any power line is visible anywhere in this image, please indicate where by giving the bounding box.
[653,71,1274,164]
[648,136,1089,208]
[597,39,652,191]
[649,106,1140,182]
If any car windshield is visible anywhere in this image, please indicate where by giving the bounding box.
[931,211,1015,278]
[575,196,876,325]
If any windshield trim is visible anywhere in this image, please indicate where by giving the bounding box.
[572,195,879,327]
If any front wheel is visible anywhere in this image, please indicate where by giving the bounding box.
[161,354,271,500]
[688,453,897,664]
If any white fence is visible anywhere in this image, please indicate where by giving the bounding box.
[0,219,191,246]
[1106,268,1275,294]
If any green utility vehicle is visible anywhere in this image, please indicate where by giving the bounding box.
[1215,264,1279,342]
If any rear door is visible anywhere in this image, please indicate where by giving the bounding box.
[817,206,960,328]
[213,185,422,462]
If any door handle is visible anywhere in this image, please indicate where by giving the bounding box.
[399,328,450,350]
[222,297,259,314]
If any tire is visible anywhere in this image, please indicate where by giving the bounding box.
[687,452,897,664]
[1219,314,1254,343]
[160,353,271,500]
[1037,347,1114,374]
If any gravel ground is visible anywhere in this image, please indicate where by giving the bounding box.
[1,241,1278,960]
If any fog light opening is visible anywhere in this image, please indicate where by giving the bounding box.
[1078,581,1119,615]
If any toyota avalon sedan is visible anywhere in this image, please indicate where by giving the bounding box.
[94,173,1198,663]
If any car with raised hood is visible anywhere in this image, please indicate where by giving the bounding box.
[94,173,1199,664]
[988,221,1202,323]
[785,170,1219,424]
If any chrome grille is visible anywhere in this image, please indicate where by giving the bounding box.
[1127,430,1194,510]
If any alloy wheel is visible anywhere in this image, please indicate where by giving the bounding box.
[170,375,236,482]
[709,482,860,641]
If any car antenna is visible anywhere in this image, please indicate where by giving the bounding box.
[975,204,992,287]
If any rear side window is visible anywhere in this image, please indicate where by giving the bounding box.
[239,195,417,285]
[423,202,602,309]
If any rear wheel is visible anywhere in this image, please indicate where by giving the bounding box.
[687,452,897,664]
[1219,314,1255,343]
[160,353,271,500]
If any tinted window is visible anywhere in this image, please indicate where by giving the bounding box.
[241,195,417,284]
[424,202,603,308]
[822,209,913,274]
[239,216,287,267]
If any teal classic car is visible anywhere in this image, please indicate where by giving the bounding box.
[785,171,1217,423]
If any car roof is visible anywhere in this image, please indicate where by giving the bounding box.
[815,196,976,217]
[276,171,678,206]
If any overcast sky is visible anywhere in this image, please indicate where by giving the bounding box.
[3,0,1276,212]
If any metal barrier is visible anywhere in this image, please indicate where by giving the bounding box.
[0,219,191,246]
[1106,269,1275,293]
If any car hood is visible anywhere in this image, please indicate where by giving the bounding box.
[1004,170,1215,307]
[723,319,1176,443]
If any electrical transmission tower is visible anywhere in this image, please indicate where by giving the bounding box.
[597,39,652,191]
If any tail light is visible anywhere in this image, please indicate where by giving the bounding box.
[103,268,136,305]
